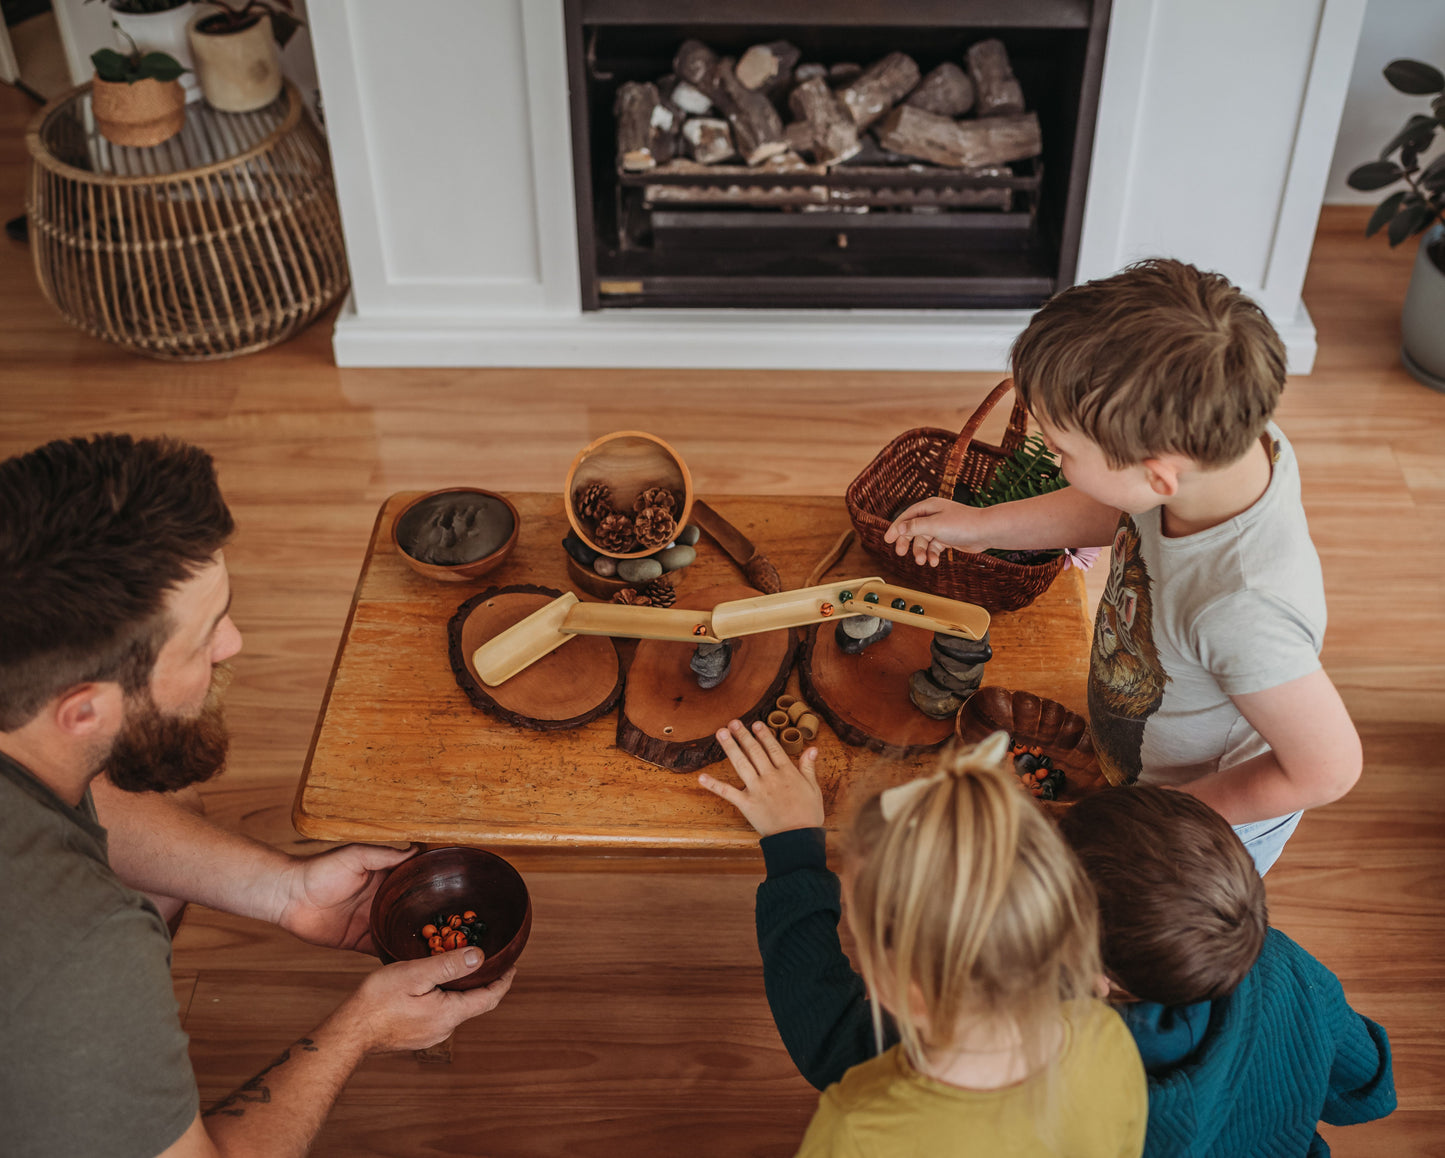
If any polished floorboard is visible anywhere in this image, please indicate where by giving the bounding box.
[2,80,1442,1156]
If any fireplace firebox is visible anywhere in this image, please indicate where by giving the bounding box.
[565,0,1110,312]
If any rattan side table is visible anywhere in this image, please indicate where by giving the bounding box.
[25,80,349,360]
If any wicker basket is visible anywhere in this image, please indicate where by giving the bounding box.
[845,379,1067,613]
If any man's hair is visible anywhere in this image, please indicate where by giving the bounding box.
[1011,258,1287,468]
[0,434,233,730]
[1056,786,1267,1005]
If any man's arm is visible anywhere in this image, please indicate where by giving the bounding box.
[158,949,514,1158]
[92,776,415,950]
[1182,669,1362,824]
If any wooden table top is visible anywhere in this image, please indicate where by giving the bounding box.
[292,492,1092,858]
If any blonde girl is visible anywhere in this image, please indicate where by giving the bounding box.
[795,731,1146,1158]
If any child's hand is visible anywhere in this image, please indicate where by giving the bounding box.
[698,719,825,837]
[884,498,988,566]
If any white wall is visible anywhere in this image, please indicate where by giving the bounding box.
[1324,0,1445,203]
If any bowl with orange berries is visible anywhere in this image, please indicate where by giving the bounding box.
[368,846,532,990]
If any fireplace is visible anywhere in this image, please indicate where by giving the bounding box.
[565,0,1111,311]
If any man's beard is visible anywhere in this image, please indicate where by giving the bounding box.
[102,664,232,793]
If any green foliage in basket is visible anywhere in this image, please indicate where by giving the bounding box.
[951,434,1068,563]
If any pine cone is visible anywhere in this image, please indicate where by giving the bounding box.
[639,578,676,608]
[633,504,677,550]
[634,486,678,517]
[593,512,637,553]
[574,482,613,522]
[611,588,648,606]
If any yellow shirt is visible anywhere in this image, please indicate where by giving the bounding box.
[795,1000,1146,1158]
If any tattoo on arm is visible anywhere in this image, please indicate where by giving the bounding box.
[204,1037,321,1119]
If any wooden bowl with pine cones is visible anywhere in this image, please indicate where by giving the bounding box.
[564,431,694,560]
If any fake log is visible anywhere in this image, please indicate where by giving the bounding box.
[615,81,676,172]
[674,39,721,96]
[794,62,827,84]
[788,76,862,165]
[683,117,735,165]
[661,74,713,116]
[876,106,1041,169]
[736,40,801,93]
[837,52,921,130]
[710,56,789,166]
[784,119,815,158]
[906,62,975,118]
[966,38,1025,117]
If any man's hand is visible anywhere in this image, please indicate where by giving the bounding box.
[275,844,419,952]
[698,719,825,837]
[884,498,989,566]
[337,949,516,1055]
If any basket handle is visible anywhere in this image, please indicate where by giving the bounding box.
[937,378,1031,500]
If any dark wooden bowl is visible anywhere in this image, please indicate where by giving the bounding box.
[391,488,520,583]
[369,846,532,989]
[955,686,1109,807]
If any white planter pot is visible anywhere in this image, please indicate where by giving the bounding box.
[110,3,201,104]
[1400,222,1445,393]
[188,9,282,113]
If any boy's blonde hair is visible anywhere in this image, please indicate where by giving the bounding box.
[1010,258,1286,469]
[846,734,1101,1080]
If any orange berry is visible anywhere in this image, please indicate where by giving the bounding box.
[448,915,463,929]
[421,924,438,938]
[462,910,477,922]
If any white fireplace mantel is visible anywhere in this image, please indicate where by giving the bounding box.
[309,0,1368,373]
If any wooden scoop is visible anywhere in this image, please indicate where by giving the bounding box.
[472,577,990,687]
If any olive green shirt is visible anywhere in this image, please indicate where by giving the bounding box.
[0,751,197,1157]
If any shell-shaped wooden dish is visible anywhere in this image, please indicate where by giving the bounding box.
[564,430,694,560]
[955,686,1109,807]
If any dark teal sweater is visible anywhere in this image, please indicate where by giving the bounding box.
[756,827,1395,1157]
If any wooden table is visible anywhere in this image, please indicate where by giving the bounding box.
[293,493,1092,859]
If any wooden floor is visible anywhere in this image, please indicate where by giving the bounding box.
[4,80,1443,1155]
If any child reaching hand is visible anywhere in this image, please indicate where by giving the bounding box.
[700,722,1146,1157]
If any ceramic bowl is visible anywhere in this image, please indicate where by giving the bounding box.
[392,488,519,583]
[563,430,693,560]
[369,846,532,989]
[955,686,1111,806]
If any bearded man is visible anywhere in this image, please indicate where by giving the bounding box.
[0,434,513,1158]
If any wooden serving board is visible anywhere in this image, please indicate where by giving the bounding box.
[449,585,622,730]
[617,583,797,772]
[797,619,956,756]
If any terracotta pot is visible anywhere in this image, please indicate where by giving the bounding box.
[110,3,201,104]
[189,10,283,113]
[91,76,186,147]
[1401,222,1445,393]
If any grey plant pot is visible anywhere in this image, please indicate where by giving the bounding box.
[1401,222,1445,392]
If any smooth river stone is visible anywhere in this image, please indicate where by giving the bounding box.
[676,525,701,546]
[653,544,696,573]
[617,557,664,584]
[592,555,618,577]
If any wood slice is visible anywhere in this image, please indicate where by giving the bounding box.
[798,619,955,756]
[617,583,797,772]
[448,585,622,731]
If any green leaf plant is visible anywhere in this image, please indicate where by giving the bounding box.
[1346,59,1445,247]
[91,25,187,83]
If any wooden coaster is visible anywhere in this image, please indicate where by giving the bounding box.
[617,583,797,773]
[448,585,622,730]
[797,620,955,756]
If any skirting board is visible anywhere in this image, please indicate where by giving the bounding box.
[331,296,1318,374]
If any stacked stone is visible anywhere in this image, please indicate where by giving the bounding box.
[690,639,734,689]
[834,612,892,654]
[908,630,992,719]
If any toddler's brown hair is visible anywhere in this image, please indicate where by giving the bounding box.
[1011,258,1286,469]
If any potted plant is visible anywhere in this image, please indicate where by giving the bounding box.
[85,0,201,103]
[90,35,188,147]
[1346,58,1445,391]
[188,1,301,113]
